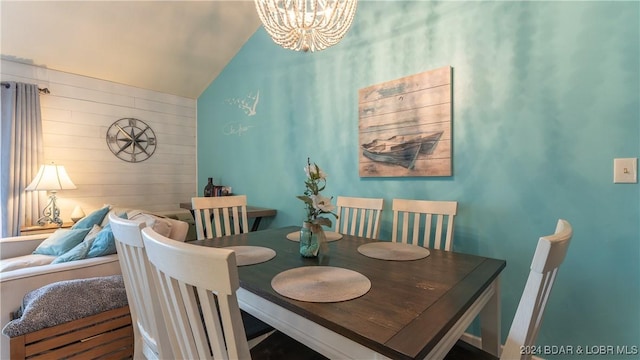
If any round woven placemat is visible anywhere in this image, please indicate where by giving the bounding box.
[285,231,343,242]
[357,242,430,261]
[225,246,276,266]
[271,266,371,303]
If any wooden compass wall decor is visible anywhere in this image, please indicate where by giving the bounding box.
[106,118,157,163]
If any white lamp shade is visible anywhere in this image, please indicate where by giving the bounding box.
[25,164,77,191]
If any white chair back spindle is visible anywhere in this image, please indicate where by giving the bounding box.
[335,196,384,239]
[391,199,458,250]
[192,195,249,239]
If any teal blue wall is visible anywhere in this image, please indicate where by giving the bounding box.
[198,1,639,356]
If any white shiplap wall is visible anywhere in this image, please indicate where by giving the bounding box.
[1,60,197,224]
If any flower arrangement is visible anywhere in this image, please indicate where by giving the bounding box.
[296,158,337,227]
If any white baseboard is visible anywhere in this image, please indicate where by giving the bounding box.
[459,332,545,360]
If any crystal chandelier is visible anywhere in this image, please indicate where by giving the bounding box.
[254,0,358,52]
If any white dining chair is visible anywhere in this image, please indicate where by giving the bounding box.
[446,219,574,360]
[192,195,249,239]
[109,212,178,360]
[334,196,384,239]
[140,227,327,360]
[192,195,275,345]
[391,198,458,250]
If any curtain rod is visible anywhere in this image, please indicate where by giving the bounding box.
[1,81,50,94]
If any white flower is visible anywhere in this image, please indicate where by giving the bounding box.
[298,157,337,226]
[304,163,327,180]
[316,167,327,180]
[311,194,336,213]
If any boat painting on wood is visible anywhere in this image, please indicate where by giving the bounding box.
[361,131,443,170]
[359,66,452,177]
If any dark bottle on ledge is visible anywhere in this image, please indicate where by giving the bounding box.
[204,177,214,197]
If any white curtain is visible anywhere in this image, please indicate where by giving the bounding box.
[1,82,44,237]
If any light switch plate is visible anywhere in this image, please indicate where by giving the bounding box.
[613,158,638,183]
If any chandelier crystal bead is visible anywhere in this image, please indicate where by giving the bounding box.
[254,0,358,52]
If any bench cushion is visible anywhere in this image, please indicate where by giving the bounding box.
[0,254,56,273]
[2,275,127,337]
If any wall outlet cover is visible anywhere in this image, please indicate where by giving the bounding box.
[613,158,638,183]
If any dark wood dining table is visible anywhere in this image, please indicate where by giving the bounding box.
[189,226,506,360]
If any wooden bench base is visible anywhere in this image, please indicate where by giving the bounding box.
[9,306,133,360]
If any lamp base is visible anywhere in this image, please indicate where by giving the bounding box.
[36,217,63,227]
[36,193,64,227]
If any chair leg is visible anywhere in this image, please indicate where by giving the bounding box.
[242,310,275,349]
[445,340,499,360]
[248,330,275,349]
[250,331,329,360]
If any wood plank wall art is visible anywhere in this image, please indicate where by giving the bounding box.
[358,66,452,177]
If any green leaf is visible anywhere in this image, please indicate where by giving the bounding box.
[296,195,313,206]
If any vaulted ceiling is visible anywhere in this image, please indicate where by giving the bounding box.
[1,1,262,99]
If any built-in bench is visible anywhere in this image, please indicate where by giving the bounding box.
[3,275,132,360]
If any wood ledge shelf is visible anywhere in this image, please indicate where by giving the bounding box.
[20,222,74,235]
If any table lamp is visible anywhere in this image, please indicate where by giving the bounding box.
[25,163,77,226]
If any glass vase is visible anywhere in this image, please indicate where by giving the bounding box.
[299,222,320,258]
